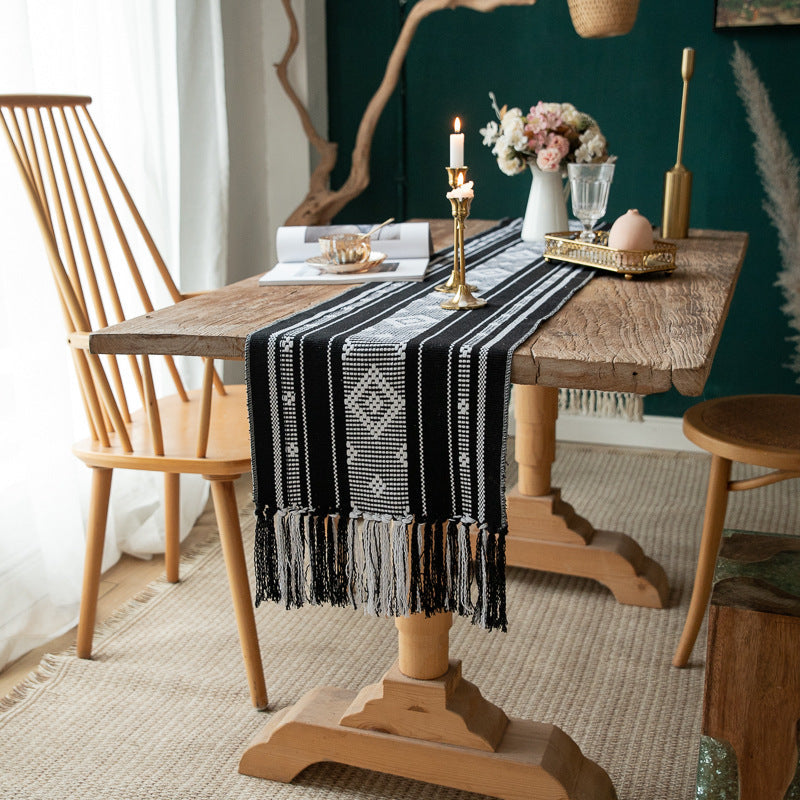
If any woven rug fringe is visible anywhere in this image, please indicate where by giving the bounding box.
[558,388,644,421]
[254,508,507,631]
[1,532,221,713]
[0,654,63,712]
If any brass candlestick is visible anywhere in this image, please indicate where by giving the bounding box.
[436,166,477,293]
[662,47,695,239]
[440,188,487,311]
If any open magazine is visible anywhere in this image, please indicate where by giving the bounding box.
[259,222,432,285]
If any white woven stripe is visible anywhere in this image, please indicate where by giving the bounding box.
[266,330,286,508]
[299,332,312,501]
[327,338,341,507]
[456,345,473,515]
[278,333,302,505]
[418,339,428,517]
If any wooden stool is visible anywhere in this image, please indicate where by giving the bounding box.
[673,395,800,668]
[696,530,800,800]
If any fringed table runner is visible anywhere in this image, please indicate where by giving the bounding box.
[246,218,593,631]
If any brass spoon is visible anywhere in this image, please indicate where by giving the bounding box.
[359,217,395,239]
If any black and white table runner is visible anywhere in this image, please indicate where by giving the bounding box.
[246,218,593,631]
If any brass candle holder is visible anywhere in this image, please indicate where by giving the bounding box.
[436,166,477,294]
[440,178,487,311]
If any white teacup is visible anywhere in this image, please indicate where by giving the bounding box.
[319,233,370,265]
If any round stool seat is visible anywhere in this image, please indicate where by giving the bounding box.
[683,394,800,471]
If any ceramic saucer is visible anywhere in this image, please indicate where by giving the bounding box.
[306,252,387,274]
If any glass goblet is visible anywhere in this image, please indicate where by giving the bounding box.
[567,162,615,242]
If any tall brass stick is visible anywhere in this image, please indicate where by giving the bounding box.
[437,167,476,293]
[662,47,695,239]
[441,186,486,311]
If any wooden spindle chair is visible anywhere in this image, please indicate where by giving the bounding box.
[0,95,267,709]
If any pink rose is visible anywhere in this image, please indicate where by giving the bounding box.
[525,129,547,152]
[536,147,562,171]
[528,101,563,132]
[547,133,570,159]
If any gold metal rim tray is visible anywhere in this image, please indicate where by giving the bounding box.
[543,231,677,279]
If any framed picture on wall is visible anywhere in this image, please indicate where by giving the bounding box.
[714,0,800,28]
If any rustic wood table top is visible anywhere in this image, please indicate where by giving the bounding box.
[89,219,747,396]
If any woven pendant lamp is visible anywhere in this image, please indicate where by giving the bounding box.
[567,0,640,38]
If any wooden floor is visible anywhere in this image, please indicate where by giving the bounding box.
[0,523,212,699]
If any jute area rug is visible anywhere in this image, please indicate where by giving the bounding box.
[2,443,797,800]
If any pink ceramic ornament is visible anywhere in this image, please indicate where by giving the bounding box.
[608,209,654,251]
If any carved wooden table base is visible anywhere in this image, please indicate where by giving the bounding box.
[505,385,669,608]
[239,613,617,800]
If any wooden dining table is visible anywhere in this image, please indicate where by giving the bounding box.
[89,220,747,800]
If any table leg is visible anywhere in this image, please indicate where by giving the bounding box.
[239,612,617,800]
[505,385,669,608]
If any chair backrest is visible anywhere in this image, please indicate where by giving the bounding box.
[0,94,218,456]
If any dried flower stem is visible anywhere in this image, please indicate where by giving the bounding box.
[732,41,800,379]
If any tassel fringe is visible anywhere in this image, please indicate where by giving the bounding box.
[558,388,644,421]
[253,507,507,631]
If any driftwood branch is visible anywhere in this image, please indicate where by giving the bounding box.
[276,0,338,202]
[279,0,537,226]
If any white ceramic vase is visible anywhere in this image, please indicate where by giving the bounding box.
[521,165,568,243]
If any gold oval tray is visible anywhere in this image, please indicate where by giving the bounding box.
[543,231,677,279]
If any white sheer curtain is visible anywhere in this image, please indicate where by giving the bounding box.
[0,0,228,670]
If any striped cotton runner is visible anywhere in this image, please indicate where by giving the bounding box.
[245,218,593,630]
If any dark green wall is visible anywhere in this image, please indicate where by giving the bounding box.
[326,0,800,416]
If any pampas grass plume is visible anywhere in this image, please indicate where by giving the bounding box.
[731,41,800,379]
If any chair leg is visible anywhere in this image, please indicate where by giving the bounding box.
[673,454,732,668]
[76,467,114,659]
[164,473,180,583]
[208,478,268,710]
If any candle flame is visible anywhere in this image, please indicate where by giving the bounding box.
[454,116,461,133]
[457,173,464,187]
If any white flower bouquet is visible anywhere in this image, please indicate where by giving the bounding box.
[480,92,610,175]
